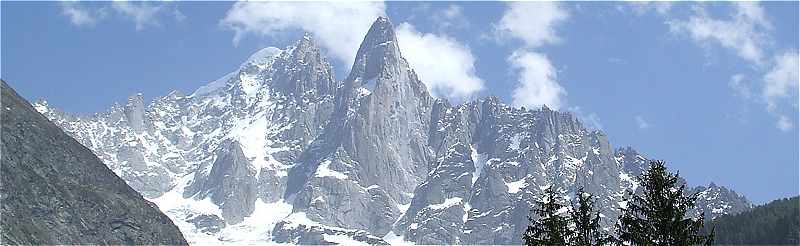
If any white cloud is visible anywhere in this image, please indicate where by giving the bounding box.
[61,2,98,27]
[509,51,566,109]
[497,2,570,110]
[220,2,483,101]
[570,106,603,130]
[628,1,673,16]
[59,1,181,30]
[173,8,187,22]
[668,2,796,132]
[396,23,484,101]
[635,115,651,129]
[728,74,752,100]
[669,2,772,65]
[776,115,794,132]
[111,1,167,31]
[495,2,569,48]
[441,5,464,22]
[763,51,799,112]
[433,5,469,32]
[763,51,799,131]
[220,1,385,65]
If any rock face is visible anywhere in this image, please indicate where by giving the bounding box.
[186,141,258,224]
[0,80,187,245]
[32,17,752,245]
[389,98,626,244]
[284,16,434,237]
[124,93,146,133]
[692,182,751,220]
[272,220,390,245]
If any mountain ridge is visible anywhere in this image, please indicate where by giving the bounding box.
[31,17,751,245]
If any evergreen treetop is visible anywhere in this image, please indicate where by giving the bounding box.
[524,186,572,245]
[616,160,713,245]
[571,187,612,246]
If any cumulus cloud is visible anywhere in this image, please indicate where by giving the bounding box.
[495,2,569,48]
[509,51,566,109]
[668,2,772,65]
[396,23,484,101]
[635,115,651,129]
[220,1,385,65]
[496,2,570,109]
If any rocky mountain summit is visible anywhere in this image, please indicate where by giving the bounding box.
[1,80,187,245]
[34,17,750,245]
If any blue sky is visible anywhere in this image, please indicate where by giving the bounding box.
[2,1,797,204]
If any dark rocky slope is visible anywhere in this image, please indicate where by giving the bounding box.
[0,80,187,245]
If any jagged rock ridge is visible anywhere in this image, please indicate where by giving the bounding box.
[34,17,750,245]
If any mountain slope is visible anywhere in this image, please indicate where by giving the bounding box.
[0,80,187,245]
[32,17,751,245]
[704,196,799,245]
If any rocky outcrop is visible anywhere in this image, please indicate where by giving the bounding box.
[272,220,389,245]
[0,80,187,245]
[124,93,146,133]
[186,141,257,224]
[185,214,225,234]
[692,182,752,220]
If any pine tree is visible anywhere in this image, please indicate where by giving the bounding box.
[570,187,611,246]
[704,196,799,244]
[524,186,572,245]
[616,160,713,245]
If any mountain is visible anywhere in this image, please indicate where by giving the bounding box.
[691,182,752,220]
[615,147,752,221]
[32,17,751,245]
[0,80,187,244]
[704,196,799,244]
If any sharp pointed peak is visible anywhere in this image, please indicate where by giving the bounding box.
[364,16,396,43]
[373,16,392,27]
[302,31,314,40]
[286,33,324,59]
[296,32,316,46]
[345,15,403,83]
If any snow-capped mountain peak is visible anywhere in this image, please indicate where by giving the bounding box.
[35,17,750,245]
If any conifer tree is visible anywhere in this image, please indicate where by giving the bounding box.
[524,186,571,245]
[570,187,611,246]
[616,160,713,245]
